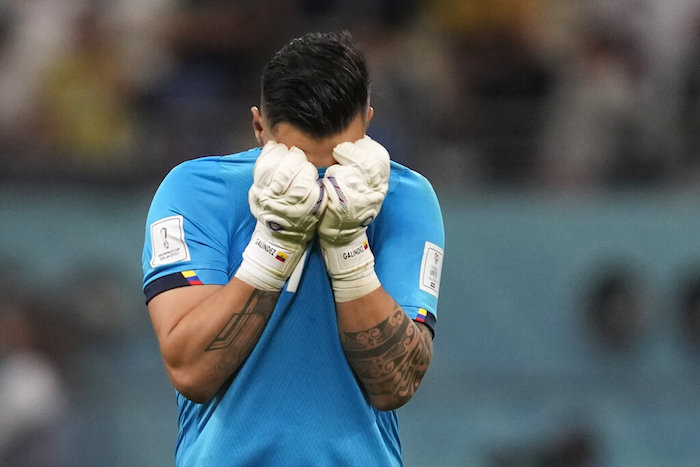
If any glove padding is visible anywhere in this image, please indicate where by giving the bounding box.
[318,136,390,302]
[318,136,390,245]
[249,141,326,244]
[236,141,326,291]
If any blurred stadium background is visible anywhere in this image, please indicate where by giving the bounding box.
[2,0,700,466]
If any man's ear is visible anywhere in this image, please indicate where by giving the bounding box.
[364,106,374,132]
[251,106,265,145]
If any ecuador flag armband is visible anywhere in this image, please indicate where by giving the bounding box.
[414,307,436,336]
[144,270,204,304]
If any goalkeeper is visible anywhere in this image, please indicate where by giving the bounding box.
[142,31,444,467]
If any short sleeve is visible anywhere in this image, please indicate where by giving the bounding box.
[370,164,445,334]
[141,156,249,302]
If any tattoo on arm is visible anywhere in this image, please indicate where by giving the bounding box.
[205,290,278,370]
[340,303,433,402]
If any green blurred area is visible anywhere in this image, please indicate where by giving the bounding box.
[3,184,700,466]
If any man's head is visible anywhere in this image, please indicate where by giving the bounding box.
[252,31,373,166]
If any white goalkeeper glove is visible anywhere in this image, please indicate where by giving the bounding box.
[235,141,326,291]
[319,135,390,302]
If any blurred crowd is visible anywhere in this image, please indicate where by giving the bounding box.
[1,0,700,189]
[0,257,141,466]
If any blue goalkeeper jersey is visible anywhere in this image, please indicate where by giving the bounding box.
[141,146,444,467]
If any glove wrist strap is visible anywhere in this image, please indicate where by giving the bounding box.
[235,223,305,291]
[321,232,381,302]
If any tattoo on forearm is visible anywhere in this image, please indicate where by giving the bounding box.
[206,290,277,353]
[341,303,433,402]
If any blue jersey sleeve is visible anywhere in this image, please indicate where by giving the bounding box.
[370,163,445,333]
[141,156,252,302]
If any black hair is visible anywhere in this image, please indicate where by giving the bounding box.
[260,31,370,139]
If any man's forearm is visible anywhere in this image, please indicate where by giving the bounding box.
[149,279,280,403]
[336,290,433,410]
[203,288,280,373]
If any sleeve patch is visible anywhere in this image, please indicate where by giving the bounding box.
[419,241,443,298]
[150,215,191,267]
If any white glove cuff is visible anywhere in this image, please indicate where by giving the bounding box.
[321,232,381,302]
[235,223,305,291]
[331,271,381,303]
